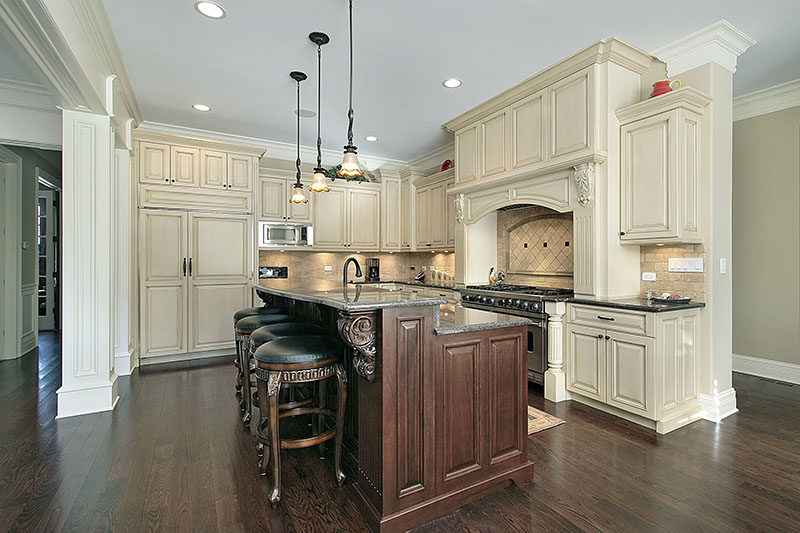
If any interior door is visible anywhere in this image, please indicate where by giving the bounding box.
[139,209,188,358]
[37,190,57,330]
[188,213,250,352]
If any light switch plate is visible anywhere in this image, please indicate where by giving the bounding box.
[642,272,657,281]
[720,258,727,274]
[324,265,332,272]
[668,258,704,273]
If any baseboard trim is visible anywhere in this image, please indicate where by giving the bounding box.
[733,353,800,385]
[56,374,119,419]
[699,388,738,423]
[115,353,132,376]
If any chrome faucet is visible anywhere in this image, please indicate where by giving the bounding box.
[343,257,363,285]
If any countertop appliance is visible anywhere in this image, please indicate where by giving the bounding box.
[366,258,380,282]
[460,284,573,385]
[258,221,313,248]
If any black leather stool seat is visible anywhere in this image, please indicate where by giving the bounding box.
[250,323,324,346]
[233,306,285,325]
[254,335,343,366]
[235,314,294,334]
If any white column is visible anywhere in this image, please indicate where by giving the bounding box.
[57,109,119,418]
[544,300,569,402]
[113,147,134,375]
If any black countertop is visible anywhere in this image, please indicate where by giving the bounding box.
[567,296,706,313]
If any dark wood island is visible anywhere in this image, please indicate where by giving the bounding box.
[253,280,534,532]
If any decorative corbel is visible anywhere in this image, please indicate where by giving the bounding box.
[338,310,377,382]
[454,194,464,223]
[572,162,594,207]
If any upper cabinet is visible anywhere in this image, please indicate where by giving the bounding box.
[511,90,545,170]
[454,124,479,185]
[257,176,311,223]
[414,168,456,251]
[480,109,510,180]
[400,175,415,250]
[380,176,402,251]
[135,132,261,193]
[312,181,381,252]
[549,68,592,160]
[616,88,710,244]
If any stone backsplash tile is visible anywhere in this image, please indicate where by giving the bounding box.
[640,244,706,302]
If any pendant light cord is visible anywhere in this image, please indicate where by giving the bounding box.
[295,78,302,183]
[345,0,355,150]
[316,43,323,169]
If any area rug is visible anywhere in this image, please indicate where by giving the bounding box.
[528,406,565,434]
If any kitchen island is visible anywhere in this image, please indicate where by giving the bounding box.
[252,280,534,532]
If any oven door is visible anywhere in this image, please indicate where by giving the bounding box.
[526,318,547,385]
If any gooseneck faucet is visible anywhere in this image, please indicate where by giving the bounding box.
[343,257,363,285]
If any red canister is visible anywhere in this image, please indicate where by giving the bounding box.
[651,79,682,98]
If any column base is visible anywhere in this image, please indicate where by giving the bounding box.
[544,369,569,403]
[699,387,738,423]
[56,373,119,418]
[115,349,138,376]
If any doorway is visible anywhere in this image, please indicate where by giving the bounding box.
[37,184,60,330]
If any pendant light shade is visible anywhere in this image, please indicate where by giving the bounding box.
[337,0,365,179]
[289,70,308,204]
[309,31,331,193]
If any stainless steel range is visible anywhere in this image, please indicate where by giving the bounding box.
[460,284,573,385]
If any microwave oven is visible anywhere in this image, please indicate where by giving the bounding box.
[258,221,313,248]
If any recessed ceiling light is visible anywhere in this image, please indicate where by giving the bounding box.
[442,77,462,89]
[295,109,316,118]
[365,135,378,142]
[192,103,211,112]
[194,1,226,19]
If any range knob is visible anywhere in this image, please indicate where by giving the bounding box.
[513,299,521,306]
[487,298,496,305]
[520,302,530,310]
[479,296,487,303]
[531,302,540,311]
[498,298,507,306]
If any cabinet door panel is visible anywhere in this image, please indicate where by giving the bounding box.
[139,142,170,184]
[607,332,655,418]
[481,110,509,180]
[190,213,250,280]
[258,178,287,221]
[228,154,254,191]
[566,324,605,401]
[189,282,248,352]
[171,146,200,187]
[313,188,346,248]
[550,69,590,159]
[141,284,187,357]
[288,195,311,223]
[445,179,456,247]
[200,149,227,189]
[487,334,524,465]
[348,189,380,250]
[401,177,413,249]
[414,187,430,248]
[620,112,678,240]
[455,125,478,184]
[381,178,401,250]
[429,183,445,247]
[512,90,545,168]
[141,210,187,283]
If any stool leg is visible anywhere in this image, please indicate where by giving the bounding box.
[241,336,252,424]
[267,372,283,508]
[334,364,347,487]
[234,338,243,394]
[257,374,269,474]
[317,379,327,459]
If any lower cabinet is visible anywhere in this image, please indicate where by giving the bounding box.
[139,209,250,360]
[565,304,698,432]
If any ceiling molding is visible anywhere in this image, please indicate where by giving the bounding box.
[651,20,756,77]
[136,121,409,171]
[0,77,60,113]
[733,78,800,121]
[409,142,454,173]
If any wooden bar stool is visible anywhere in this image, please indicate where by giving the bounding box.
[234,314,295,425]
[233,306,285,395]
[254,335,347,507]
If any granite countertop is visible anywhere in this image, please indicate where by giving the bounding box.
[252,279,446,312]
[568,296,706,313]
[434,303,532,335]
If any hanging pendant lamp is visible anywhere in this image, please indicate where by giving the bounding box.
[289,70,308,204]
[309,31,331,193]
[337,0,364,179]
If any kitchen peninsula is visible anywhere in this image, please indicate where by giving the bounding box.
[252,279,533,533]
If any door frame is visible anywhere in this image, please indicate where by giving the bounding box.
[0,145,23,360]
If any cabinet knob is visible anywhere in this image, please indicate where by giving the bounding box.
[164,179,169,182]
[597,334,603,339]
[619,231,626,236]
[605,335,610,340]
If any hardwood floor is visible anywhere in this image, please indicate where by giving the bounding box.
[1,332,798,532]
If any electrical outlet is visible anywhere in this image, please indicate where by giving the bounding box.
[324,265,332,272]
[642,272,657,281]
[668,258,704,273]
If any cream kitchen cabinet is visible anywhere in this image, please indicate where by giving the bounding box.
[511,89,546,170]
[454,123,479,185]
[380,176,402,251]
[313,188,347,248]
[139,143,200,188]
[200,151,256,192]
[548,68,592,160]
[312,183,380,251]
[400,175,415,250]
[139,209,250,361]
[414,168,454,250]
[445,178,457,247]
[227,154,255,191]
[257,176,311,223]
[348,188,380,250]
[479,108,511,180]
[617,87,709,244]
[564,303,701,433]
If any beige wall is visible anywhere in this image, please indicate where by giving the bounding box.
[259,250,455,284]
[732,106,800,365]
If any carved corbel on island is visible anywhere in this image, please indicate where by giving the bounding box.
[337,309,378,382]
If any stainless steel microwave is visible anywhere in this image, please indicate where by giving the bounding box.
[258,221,313,248]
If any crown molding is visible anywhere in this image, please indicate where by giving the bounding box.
[616,87,711,123]
[733,78,800,121]
[409,142,454,173]
[0,77,60,113]
[136,121,409,171]
[651,20,756,77]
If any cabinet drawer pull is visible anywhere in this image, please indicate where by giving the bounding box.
[183,258,187,276]
[189,258,193,276]
[597,315,615,321]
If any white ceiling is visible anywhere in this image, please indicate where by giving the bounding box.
[103,0,800,163]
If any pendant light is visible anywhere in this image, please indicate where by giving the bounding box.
[289,71,308,204]
[337,0,364,179]
[309,32,331,193]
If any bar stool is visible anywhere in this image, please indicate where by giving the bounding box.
[234,314,295,425]
[247,323,325,422]
[233,306,285,394]
[254,335,347,507]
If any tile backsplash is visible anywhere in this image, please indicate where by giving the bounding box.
[496,206,574,289]
[258,250,455,283]
[640,244,706,301]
